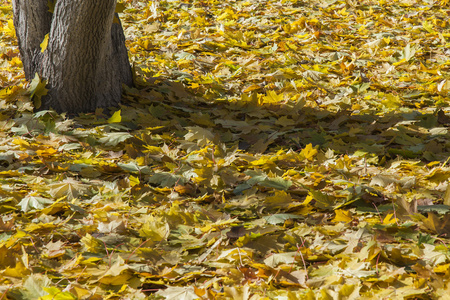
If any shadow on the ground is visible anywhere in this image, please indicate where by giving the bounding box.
[119,78,450,165]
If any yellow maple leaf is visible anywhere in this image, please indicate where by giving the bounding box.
[108,109,122,123]
[381,94,402,109]
[40,34,49,53]
[129,175,140,186]
[262,90,284,104]
[3,261,30,278]
[383,213,398,225]
[80,233,104,253]
[241,92,259,105]
[332,209,353,223]
[300,144,318,161]
[139,215,170,242]
[422,20,435,33]
[36,147,57,157]
[3,19,16,38]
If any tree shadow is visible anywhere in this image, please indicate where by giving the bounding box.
[106,77,450,224]
[122,77,450,165]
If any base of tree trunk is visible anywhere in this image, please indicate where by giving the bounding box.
[12,0,133,114]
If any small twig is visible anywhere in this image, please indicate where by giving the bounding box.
[364,155,367,176]
[296,240,309,280]
[435,237,448,248]
[26,235,40,254]
[125,239,151,263]
[76,265,88,283]
[237,248,243,267]
[289,237,307,273]
[197,237,223,264]
[273,268,281,281]
[0,284,13,300]
[108,243,125,266]
[442,156,450,168]
[372,203,383,223]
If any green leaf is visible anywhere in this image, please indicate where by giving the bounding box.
[309,190,335,210]
[418,205,450,214]
[264,213,302,225]
[260,177,293,190]
[148,172,186,187]
[98,132,132,147]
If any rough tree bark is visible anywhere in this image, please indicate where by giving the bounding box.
[12,0,133,113]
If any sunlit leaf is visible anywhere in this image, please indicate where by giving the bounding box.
[262,90,284,104]
[21,274,52,299]
[264,252,297,268]
[40,34,49,53]
[41,287,77,300]
[18,195,54,212]
[48,178,88,200]
[155,286,198,300]
[108,110,122,123]
[139,215,170,242]
[332,209,353,223]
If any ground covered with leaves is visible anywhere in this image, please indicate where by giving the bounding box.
[1,0,450,298]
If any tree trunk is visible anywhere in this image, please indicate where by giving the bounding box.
[12,0,133,114]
